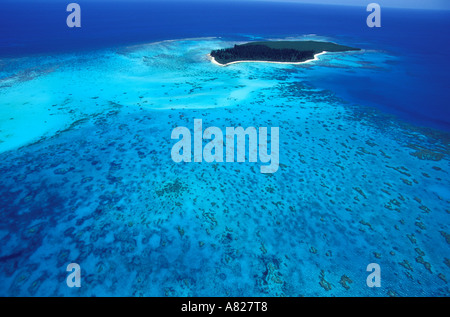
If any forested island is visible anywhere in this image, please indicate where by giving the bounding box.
[210,40,360,66]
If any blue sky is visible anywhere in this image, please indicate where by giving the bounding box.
[129,0,450,11]
[9,0,450,10]
[252,0,450,10]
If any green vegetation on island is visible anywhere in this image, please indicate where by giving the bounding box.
[210,40,361,65]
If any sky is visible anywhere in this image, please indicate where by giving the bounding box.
[258,0,450,10]
[5,0,450,10]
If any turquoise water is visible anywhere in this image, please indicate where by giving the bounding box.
[0,36,449,296]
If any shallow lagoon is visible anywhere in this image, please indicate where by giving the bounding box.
[0,37,449,296]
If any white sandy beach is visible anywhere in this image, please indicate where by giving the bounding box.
[207,51,328,67]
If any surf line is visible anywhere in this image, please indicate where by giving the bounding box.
[207,51,328,67]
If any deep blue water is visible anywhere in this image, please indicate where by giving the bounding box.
[1,1,449,131]
[1,1,449,297]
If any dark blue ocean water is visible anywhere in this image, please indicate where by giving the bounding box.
[1,1,449,131]
[1,1,449,297]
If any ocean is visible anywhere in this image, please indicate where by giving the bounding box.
[2,1,450,130]
[0,1,449,296]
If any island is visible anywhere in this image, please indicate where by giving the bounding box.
[209,40,361,66]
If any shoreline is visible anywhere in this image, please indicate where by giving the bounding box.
[207,51,328,67]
